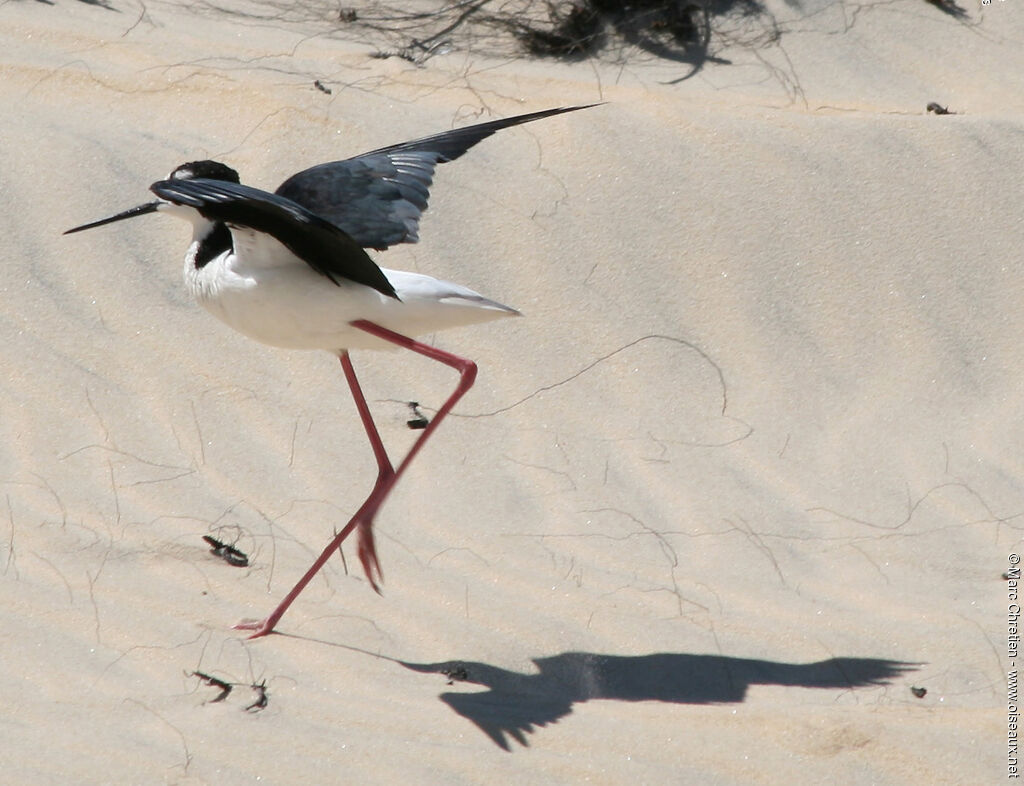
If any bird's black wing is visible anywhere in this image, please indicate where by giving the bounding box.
[150,178,397,299]
[275,104,599,251]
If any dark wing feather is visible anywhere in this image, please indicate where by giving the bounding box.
[150,178,397,299]
[275,104,599,251]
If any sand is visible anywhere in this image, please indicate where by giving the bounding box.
[1,0,1021,782]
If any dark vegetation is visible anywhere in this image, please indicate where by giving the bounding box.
[336,0,775,78]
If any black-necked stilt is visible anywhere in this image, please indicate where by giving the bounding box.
[66,104,596,638]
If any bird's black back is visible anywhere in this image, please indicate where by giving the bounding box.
[151,177,398,298]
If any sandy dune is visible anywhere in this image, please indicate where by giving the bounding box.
[1,0,1021,782]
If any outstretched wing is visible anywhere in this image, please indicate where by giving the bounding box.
[275,104,598,251]
[150,177,397,298]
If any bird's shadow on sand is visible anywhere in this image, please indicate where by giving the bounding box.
[400,652,917,750]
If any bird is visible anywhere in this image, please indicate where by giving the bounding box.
[65,104,596,638]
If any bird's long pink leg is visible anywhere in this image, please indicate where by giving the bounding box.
[339,349,394,589]
[235,320,477,638]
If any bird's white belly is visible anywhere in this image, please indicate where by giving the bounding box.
[184,247,518,353]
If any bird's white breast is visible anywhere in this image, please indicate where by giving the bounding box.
[183,229,519,354]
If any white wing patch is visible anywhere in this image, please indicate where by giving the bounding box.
[228,223,308,274]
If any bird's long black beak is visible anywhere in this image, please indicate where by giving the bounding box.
[64,200,161,235]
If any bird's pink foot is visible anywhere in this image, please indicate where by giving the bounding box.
[358,519,383,593]
[233,618,276,639]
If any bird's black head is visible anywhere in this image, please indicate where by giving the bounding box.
[169,160,241,183]
[65,160,242,235]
